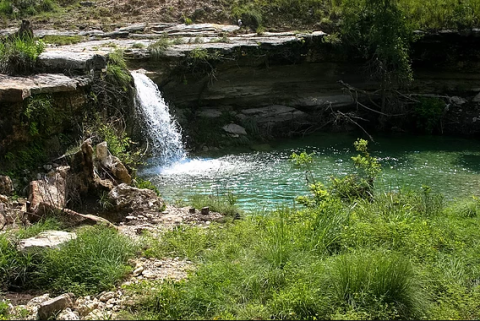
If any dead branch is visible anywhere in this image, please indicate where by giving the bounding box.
[335,110,375,142]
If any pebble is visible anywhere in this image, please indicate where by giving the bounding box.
[99,292,115,302]
[133,266,144,276]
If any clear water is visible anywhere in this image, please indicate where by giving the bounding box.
[132,71,186,166]
[139,132,480,212]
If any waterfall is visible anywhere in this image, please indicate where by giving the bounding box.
[132,71,186,165]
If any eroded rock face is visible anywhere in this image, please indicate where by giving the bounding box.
[0,74,91,103]
[17,230,77,251]
[70,140,95,194]
[27,167,68,221]
[108,184,164,214]
[0,175,13,195]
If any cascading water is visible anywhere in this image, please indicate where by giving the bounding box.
[132,71,186,166]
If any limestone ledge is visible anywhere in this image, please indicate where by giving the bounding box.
[0,73,91,102]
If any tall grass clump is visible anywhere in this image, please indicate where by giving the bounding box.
[188,192,242,217]
[0,234,38,291]
[0,36,44,75]
[329,251,427,320]
[32,225,138,295]
[148,36,170,60]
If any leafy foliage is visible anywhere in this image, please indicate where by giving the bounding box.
[106,49,132,90]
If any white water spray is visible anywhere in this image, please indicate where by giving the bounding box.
[132,71,186,165]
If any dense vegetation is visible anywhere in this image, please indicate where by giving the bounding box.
[113,140,480,320]
[1,137,480,320]
[0,0,478,31]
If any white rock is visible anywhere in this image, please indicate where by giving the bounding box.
[99,291,115,302]
[37,294,73,320]
[451,96,467,105]
[473,92,480,103]
[133,266,144,276]
[222,124,247,136]
[17,231,77,251]
[57,308,80,320]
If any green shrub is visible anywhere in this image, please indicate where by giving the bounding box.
[0,0,56,18]
[414,97,445,134]
[23,94,62,137]
[0,36,44,75]
[0,299,9,320]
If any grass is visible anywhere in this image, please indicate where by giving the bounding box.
[0,225,138,296]
[41,34,85,45]
[148,36,171,60]
[229,0,480,31]
[14,217,62,239]
[0,36,44,75]
[188,192,242,217]
[118,181,480,320]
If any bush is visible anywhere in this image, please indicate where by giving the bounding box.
[0,36,44,75]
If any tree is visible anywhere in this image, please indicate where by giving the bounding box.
[341,0,415,114]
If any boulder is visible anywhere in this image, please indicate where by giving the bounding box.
[108,184,164,214]
[473,92,480,103]
[70,140,95,194]
[237,105,309,135]
[95,142,132,185]
[37,294,73,320]
[57,308,80,320]
[198,108,223,118]
[17,230,77,251]
[222,124,247,136]
[0,206,5,230]
[0,175,13,195]
[27,168,68,222]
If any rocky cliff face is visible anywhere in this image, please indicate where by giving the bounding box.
[0,23,479,160]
